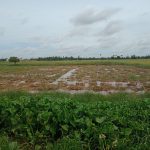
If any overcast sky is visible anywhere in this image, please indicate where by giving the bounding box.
[0,0,150,58]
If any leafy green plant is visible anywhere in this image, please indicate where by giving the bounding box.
[0,92,150,149]
[0,136,19,150]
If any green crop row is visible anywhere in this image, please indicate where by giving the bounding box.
[0,92,150,150]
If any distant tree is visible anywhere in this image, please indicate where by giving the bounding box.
[117,56,121,59]
[131,55,136,59]
[8,57,20,64]
[0,58,7,61]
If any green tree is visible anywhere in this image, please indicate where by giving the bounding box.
[8,57,20,64]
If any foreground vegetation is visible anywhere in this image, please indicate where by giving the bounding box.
[0,92,150,150]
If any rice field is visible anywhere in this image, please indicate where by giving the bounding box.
[0,59,150,149]
[0,59,150,94]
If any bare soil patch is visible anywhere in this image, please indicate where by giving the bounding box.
[0,65,149,94]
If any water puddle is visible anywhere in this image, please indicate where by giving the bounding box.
[52,68,78,84]
[96,81,129,87]
[136,82,143,89]
[47,74,56,78]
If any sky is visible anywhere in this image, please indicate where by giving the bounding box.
[0,0,150,58]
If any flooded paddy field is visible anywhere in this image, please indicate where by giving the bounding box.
[0,62,149,94]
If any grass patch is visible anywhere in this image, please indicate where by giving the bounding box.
[0,59,150,73]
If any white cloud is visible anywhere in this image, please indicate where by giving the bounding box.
[100,20,123,36]
[70,7,121,26]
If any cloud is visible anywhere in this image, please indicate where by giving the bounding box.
[29,36,53,48]
[0,27,5,37]
[1,46,54,59]
[70,7,121,26]
[57,45,84,54]
[20,17,29,25]
[140,11,150,17]
[111,34,150,56]
[97,36,121,50]
[128,37,150,51]
[56,44,100,57]
[100,20,123,36]
[68,26,91,37]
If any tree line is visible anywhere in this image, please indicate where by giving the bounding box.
[28,55,150,61]
[0,55,150,62]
